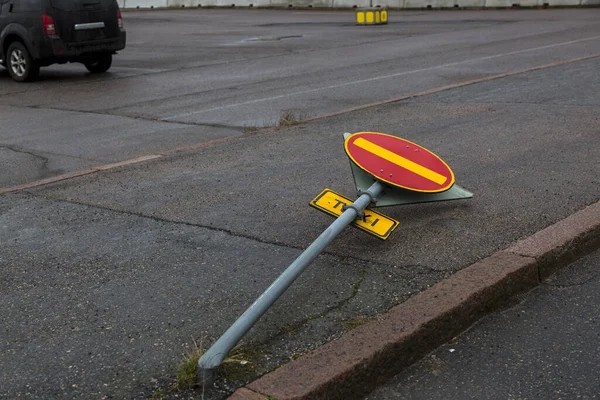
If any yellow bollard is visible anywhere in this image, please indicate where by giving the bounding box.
[355,8,388,26]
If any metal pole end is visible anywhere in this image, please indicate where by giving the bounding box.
[197,366,217,387]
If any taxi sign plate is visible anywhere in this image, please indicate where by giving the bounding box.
[310,188,399,240]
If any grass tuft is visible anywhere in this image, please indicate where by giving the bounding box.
[174,339,205,390]
[173,340,260,391]
[219,345,258,381]
[277,111,301,127]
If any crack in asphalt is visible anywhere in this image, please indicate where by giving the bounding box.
[275,269,368,337]
[20,190,439,275]
[15,104,251,132]
[544,272,600,288]
[14,190,447,367]
[245,258,445,362]
[0,143,105,164]
[0,145,50,171]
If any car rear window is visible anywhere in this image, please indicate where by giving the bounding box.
[49,0,112,11]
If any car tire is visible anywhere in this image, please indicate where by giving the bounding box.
[7,42,40,82]
[84,54,112,73]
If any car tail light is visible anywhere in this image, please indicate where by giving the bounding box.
[42,14,56,36]
[117,8,124,29]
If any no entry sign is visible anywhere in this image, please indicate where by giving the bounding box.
[344,132,455,193]
[198,131,472,380]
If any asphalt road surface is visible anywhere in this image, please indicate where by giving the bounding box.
[366,249,600,400]
[1,8,599,400]
[1,9,600,187]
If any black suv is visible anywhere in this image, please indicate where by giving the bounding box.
[0,0,125,82]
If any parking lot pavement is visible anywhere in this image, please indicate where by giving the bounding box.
[0,105,240,188]
[1,9,600,188]
[2,192,392,399]
[1,43,598,399]
[366,249,600,400]
[30,57,600,268]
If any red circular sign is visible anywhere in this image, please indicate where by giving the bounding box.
[344,132,455,193]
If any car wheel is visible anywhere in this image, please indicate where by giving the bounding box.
[84,54,112,73]
[7,42,40,82]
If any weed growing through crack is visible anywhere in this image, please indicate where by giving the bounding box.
[277,111,301,127]
[173,340,258,392]
[174,339,205,390]
[219,346,257,381]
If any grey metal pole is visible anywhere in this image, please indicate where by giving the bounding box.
[197,181,385,385]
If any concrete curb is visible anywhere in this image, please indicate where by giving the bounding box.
[230,200,600,400]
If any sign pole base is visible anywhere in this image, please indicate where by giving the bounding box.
[197,181,385,384]
[197,367,217,387]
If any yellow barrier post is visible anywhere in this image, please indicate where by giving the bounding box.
[356,7,388,26]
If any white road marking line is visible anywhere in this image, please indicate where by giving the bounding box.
[162,35,600,121]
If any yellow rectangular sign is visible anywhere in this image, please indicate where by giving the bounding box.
[309,188,399,240]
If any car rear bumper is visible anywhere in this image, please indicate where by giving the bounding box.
[37,31,126,62]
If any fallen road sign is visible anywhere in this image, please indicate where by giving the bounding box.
[310,188,399,240]
[197,132,471,384]
[345,132,455,193]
